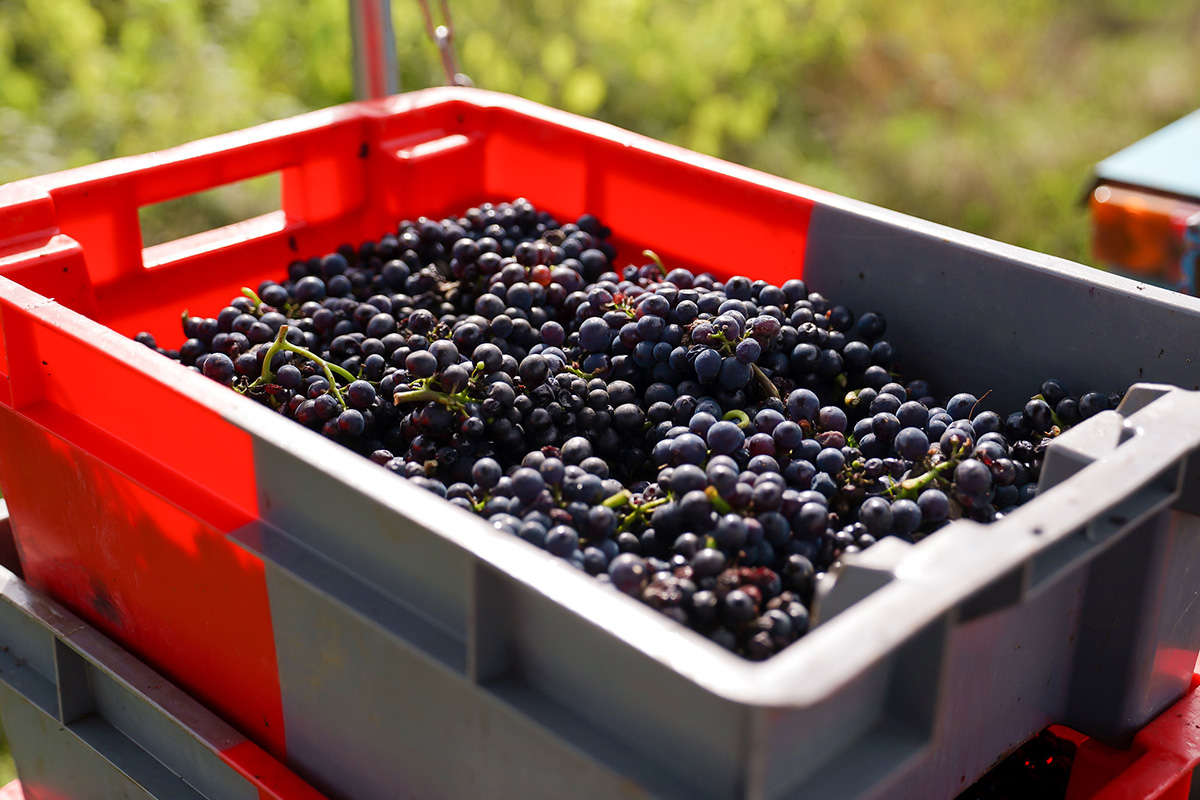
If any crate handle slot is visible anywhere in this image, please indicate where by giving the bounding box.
[9,108,376,290]
[391,132,474,161]
[139,172,287,270]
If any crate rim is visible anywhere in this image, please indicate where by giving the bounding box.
[0,85,1196,313]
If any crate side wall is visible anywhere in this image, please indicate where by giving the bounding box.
[802,203,1200,411]
[0,406,285,755]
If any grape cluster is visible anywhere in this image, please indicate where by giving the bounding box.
[137,199,1123,661]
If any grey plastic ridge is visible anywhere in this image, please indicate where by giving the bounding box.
[230,520,468,675]
[1115,382,1178,416]
[810,535,913,624]
[0,566,266,800]
[241,383,1200,709]
[242,383,1200,800]
[1038,409,1131,491]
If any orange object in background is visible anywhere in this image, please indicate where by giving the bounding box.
[1089,109,1200,293]
[1089,183,1200,288]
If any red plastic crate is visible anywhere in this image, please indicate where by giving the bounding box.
[1063,670,1200,800]
[0,88,816,762]
[960,667,1200,799]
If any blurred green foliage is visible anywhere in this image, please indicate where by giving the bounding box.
[2,0,1198,263]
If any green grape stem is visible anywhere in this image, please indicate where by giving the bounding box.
[564,363,599,380]
[251,325,353,409]
[393,384,476,413]
[241,286,264,312]
[619,497,669,532]
[709,330,738,356]
[610,300,636,320]
[722,408,752,429]
[642,249,666,272]
[894,458,958,500]
[603,489,632,509]
[705,486,733,515]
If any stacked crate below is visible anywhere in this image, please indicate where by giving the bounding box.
[0,510,323,800]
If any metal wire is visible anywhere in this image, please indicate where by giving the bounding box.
[417,0,473,87]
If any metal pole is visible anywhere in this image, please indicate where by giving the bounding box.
[350,0,399,100]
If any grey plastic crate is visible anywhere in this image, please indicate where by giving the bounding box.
[209,175,1200,800]
[0,514,324,800]
[229,381,1200,800]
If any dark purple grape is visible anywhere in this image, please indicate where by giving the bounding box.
[889,499,922,535]
[817,406,847,433]
[918,489,950,521]
[1040,379,1069,406]
[1056,397,1082,427]
[1023,398,1053,433]
[946,393,978,420]
[954,459,992,496]
[337,409,366,437]
[706,421,745,455]
[735,338,762,364]
[545,526,579,558]
[857,496,893,535]
[511,467,546,504]
[608,553,648,595]
[786,389,819,422]
[473,458,502,490]
[723,590,757,624]
[294,276,327,303]
[1079,392,1109,419]
[346,380,377,408]
[202,353,235,384]
[894,427,930,461]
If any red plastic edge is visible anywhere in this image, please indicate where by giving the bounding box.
[1066,672,1200,800]
[220,740,330,800]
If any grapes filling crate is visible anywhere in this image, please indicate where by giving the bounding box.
[2,88,1200,800]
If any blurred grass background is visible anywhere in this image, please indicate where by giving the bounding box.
[1,0,1198,263]
[0,0,1198,786]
